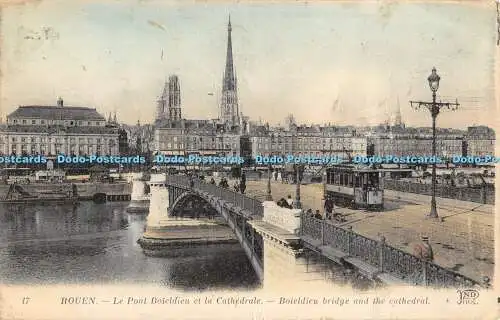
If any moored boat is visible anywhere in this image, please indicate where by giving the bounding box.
[0,183,79,205]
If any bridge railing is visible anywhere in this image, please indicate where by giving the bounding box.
[300,213,484,288]
[164,175,264,217]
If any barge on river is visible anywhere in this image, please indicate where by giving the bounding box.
[0,184,79,205]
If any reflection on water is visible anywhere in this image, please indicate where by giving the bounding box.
[165,244,259,291]
[0,202,259,290]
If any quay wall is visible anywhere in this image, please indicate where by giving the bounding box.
[73,182,132,198]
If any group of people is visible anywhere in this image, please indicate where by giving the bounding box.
[208,176,230,189]
[276,194,346,222]
[305,209,323,219]
[306,203,345,222]
[207,174,246,194]
[276,195,294,209]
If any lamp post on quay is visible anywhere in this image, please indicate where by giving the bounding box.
[410,67,459,219]
[294,164,304,209]
[266,162,273,201]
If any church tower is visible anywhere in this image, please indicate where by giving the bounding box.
[168,75,181,121]
[155,75,182,122]
[156,80,168,122]
[220,15,240,127]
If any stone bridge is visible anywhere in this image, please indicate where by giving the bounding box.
[142,174,487,290]
[146,174,266,282]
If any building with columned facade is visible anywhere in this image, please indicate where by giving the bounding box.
[0,98,119,156]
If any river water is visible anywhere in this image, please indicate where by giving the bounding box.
[0,202,260,291]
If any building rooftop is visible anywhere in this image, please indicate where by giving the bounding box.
[466,126,496,139]
[2,125,118,135]
[8,106,105,121]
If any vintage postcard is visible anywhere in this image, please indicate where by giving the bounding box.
[0,0,498,319]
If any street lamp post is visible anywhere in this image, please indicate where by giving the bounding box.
[294,164,302,209]
[266,163,273,201]
[428,72,439,219]
[410,67,459,219]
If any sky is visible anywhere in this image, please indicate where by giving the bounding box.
[0,0,496,129]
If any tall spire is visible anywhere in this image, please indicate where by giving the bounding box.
[220,15,239,126]
[223,15,236,91]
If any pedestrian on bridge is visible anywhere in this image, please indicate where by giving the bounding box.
[314,210,322,219]
[277,198,287,207]
[412,236,434,262]
[239,179,246,194]
[324,196,334,220]
[219,177,229,189]
[286,195,293,207]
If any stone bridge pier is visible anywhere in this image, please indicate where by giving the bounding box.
[250,202,334,290]
[126,172,150,213]
[146,173,171,227]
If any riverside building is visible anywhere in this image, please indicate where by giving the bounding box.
[0,98,119,157]
[464,126,496,157]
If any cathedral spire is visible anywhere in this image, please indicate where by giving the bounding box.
[220,15,239,126]
[223,15,236,91]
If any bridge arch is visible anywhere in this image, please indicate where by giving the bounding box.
[168,191,217,219]
[148,183,264,281]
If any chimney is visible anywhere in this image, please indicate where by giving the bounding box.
[57,97,63,107]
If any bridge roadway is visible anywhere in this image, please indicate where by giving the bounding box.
[241,179,493,284]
